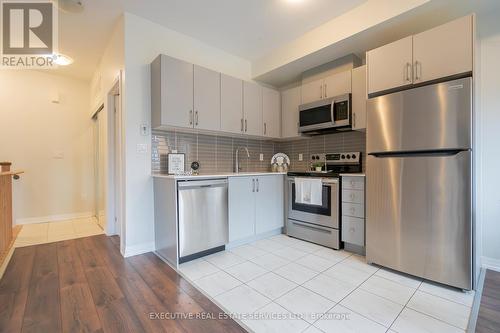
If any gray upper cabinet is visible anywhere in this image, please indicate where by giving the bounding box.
[351,66,367,131]
[262,87,281,138]
[193,65,221,131]
[243,81,263,136]
[281,86,301,138]
[220,74,244,134]
[151,54,194,129]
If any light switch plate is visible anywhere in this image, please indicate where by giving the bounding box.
[140,124,149,136]
[298,153,303,161]
[136,143,148,153]
[259,153,264,161]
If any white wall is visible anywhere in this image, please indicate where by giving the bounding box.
[0,70,93,224]
[121,13,251,256]
[476,11,500,270]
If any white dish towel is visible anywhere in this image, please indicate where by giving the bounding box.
[295,178,323,205]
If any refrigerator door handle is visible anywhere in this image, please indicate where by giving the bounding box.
[368,148,469,158]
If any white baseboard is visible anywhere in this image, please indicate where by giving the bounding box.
[481,256,500,272]
[16,211,94,225]
[124,241,155,258]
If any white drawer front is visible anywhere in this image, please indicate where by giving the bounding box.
[342,189,364,205]
[342,176,364,190]
[342,202,364,219]
[342,216,365,246]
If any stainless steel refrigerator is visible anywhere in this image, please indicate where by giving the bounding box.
[366,77,472,290]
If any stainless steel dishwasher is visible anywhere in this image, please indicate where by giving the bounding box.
[178,178,228,263]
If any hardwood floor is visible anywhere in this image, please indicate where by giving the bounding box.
[476,269,500,333]
[0,234,246,333]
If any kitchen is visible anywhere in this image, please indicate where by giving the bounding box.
[150,11,478,333]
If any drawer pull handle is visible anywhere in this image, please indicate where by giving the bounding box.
[350,193,355,199]
[350,207,355,213]
[349,227,355,233]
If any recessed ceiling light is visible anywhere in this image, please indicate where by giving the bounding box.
[285,0,305,4]
[52,53,74,66]
[58,0,84,13]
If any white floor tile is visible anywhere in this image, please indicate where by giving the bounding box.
[313,247,352,263]
[419,281,474,307]
[290,240,325,253]
[48,221,75,235]
[340,289,404,327]
[303,273,357,303]
[360,275,416,305]
[215,285,270,315]
[391,307,465,333]
[47,234,79,243]
[205,251,245,269]
[375,268,422,289]
[224,261,268,283]
[269,234,303,247]
[247,272,298,300]
[250,253,290,271]
[179,259,219,281]
[406,291,470,330]
[243,302,310,333]
[302,326,323,333]
[229,244,267,260]
[274,262,318,285]
[342,255,379,274]
[323,262,373,286]
[314,304,387,333]
[273,246,309,261]
[251,239,287,251]
[295,254,336,272]
[194,271,241,297]
[275,286,335,323]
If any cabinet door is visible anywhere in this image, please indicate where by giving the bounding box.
[301,78,323,104]
[243,81,263,136]
[413,15,473,84]
[262,87,281,138]
[255,176,284,234]
[281,86,301,138]
[228,177,256,242]
[351,66,367,131]
[194,65,220,131]
[367,36,413,95]
[160,55,194,128]
[324,70,352,98]
[221,74,244,134]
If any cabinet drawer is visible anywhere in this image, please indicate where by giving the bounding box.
[342,216,364,246]
[342,189,364,205]
[342,202,364,218]
[342,176,364,190]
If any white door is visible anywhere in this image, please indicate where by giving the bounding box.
[220,74,243,134]
[161,55,193,128]
[228,177,256,242]
[243,81,263,136]
[255,176,284,234]
[367,36,413,95]
[301,78,324,104]
[413,15,473,84]
[194,65,220,131]
[351,66,367,131]
[324,70,352,98]
[262,87,281,138]
[281,86,301,138]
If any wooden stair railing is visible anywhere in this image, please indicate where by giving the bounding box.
[0,162,23,267]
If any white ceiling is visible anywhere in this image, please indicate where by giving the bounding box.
[54,0,367,80]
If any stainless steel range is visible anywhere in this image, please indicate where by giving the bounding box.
[287,152,362,249]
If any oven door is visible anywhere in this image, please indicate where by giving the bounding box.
[288,177,339,229]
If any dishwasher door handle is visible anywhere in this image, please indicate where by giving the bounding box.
[178,179,228,190]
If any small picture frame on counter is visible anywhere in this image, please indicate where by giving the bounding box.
[167,153,185,174]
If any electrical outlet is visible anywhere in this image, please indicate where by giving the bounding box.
[298,153,303,161]
[259,153,264,161]
[136,143,148,153]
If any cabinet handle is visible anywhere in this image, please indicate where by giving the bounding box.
[353,113,356,128]
[195,111,199,126]
[241,118,244,132]
[324,84,327,98]
[189,110,193,125]
[405,62,412,82]
[256,178,259,192]
[264,122,267,135]
[350,193,355,200]
[245,119,247,132]
[320,85,323,99]
[252,179,255,192]
[349,227,355,233]
[414,61,420,81]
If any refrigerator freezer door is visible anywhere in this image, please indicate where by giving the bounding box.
[366,150,472,290]
[367,77,472,154]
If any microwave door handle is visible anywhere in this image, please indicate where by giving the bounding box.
[330,99,335,124]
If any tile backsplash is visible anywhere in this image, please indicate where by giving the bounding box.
[152,130,366,174]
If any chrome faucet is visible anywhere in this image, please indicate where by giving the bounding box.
[235,147,250,173]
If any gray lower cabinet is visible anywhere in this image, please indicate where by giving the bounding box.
[341,176,366,251]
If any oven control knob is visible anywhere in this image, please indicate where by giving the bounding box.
[346,155,351,159]
[311,156,316,160]
[352,154,356,159]
[341,154,345,159]
[315,155,320,160]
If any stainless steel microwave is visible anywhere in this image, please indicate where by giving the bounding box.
[298,94,351,134]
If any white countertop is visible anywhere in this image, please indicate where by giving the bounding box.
[152,171,286,180]
[339,173,365,177]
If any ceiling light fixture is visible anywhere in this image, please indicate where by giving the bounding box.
[58,0,84,13]
[52,53,74,66]
[285,0,305,4]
